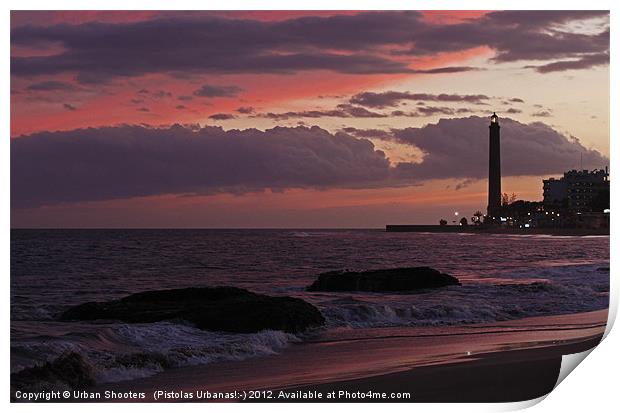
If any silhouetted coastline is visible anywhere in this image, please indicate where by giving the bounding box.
[386,224,609,236]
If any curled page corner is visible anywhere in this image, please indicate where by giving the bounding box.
[555,348,596,389]
[497,394,549,412]
[507,349,597,412]
[604,301,617,340]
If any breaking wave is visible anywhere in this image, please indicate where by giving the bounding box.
[318,264,609,328]
[12,322,299,384]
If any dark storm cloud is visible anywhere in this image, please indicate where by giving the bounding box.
[391,116,607,180]
[209,113,236,120]
[152,90,172,98]
[193,84,243,98]
[131,89,173,100]
[11,125,391,208]
[340,127,394,140]
[236,106,255,114]
[10,13,419,81]
[336,104,389,118]
[480,10,606,27]
[12,117,607,208]
[392,107,476,117]
[11,11,608,82]
[349,91,490,108]
[508,98,524,103]
[27,80,76,91]
[531,110,552,117]
[527,52,609,73]
[258,111,342,121]
[454,178,478,191]
[505,108,522,114]
[400,11,609,63]
[411,66,483,74]
[416,106,456,116]
[389,110,417,117]
[255,104,387,120]
[245,96,488,121]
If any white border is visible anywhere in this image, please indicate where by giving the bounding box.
[3,1,617,412]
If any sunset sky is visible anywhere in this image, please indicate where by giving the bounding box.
[10,10,610,228]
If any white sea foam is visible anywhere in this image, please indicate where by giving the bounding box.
[12,322,300,383]
[317,263,609,328]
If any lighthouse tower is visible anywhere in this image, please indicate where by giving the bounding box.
[487,112,502,219]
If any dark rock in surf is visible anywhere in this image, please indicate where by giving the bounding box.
[60,286,325,333]
[306,267,460,292]
[11,352,95,397]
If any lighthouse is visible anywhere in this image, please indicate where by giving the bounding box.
[487,112,501,219]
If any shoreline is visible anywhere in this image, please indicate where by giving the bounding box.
[385,225,609,236]
[265,336,602,403]
[10,227,611,235]
[81,309,607,403]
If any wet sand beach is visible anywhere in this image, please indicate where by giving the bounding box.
[88,309,607,403]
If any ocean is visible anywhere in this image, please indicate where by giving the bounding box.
[11,229,609,385]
